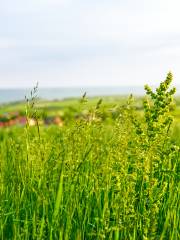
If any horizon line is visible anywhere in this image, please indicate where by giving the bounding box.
[0,84,179,90]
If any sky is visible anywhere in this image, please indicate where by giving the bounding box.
[0,0,180,88]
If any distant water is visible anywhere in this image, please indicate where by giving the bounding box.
[0,86,179,104]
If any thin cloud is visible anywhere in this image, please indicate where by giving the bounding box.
[0,0,180,87]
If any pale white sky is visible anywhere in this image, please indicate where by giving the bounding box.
[0,0,180,88]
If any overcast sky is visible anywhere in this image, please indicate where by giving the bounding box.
[0,0,180,88]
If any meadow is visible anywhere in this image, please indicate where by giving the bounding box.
[0,73,179,239]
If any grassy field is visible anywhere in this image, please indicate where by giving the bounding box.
[0,73,180,239]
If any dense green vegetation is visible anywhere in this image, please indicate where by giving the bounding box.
[0,73,179,239]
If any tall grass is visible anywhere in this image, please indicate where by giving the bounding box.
[0,73,179,239]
